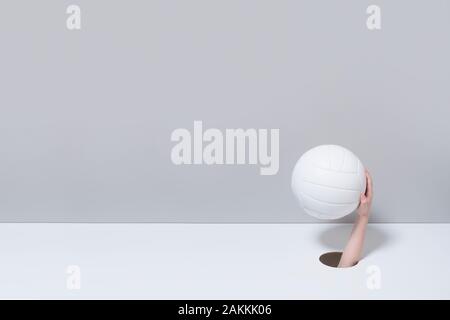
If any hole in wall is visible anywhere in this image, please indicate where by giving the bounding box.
[319,251,358,268]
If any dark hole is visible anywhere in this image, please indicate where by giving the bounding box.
[319,251,342,268]
[319,251,358,268]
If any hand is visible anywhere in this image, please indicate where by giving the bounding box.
[357,169,373,218]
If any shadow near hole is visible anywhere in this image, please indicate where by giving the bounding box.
[317,223,393,260]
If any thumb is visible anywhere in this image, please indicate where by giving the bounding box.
[360,192,368,204]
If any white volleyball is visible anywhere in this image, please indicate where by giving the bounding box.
[291,145,366,220]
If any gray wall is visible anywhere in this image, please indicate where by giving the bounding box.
[1,0,449,222]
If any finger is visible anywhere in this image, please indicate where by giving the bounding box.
[360,192,368,204]
[365,170,373,199]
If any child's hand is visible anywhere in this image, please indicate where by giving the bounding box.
[358,170,373,218]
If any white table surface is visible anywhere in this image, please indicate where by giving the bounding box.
[0,223,448,299]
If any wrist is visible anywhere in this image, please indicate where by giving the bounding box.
[356,212,369,222]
